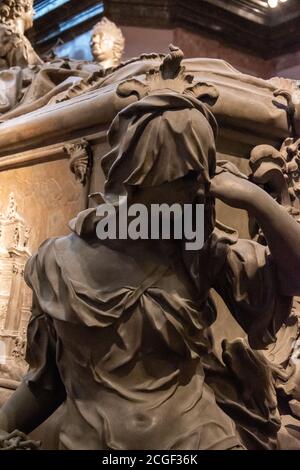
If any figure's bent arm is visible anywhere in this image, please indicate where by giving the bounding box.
[247,188,300,296]
[0,380,65,435]
[211,171,300,296]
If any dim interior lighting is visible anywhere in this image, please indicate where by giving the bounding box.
[268,0,288,7]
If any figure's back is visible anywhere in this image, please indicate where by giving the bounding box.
[24,232,240,450]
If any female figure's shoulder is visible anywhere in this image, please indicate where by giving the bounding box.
[24,237,61,288]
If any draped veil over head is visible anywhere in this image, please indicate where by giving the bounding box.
[100,45,219,208]
[101,93,218,205]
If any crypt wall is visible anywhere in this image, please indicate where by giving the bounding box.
[0,160,84,251]
[52,22,300,80]
[0,156,85,387]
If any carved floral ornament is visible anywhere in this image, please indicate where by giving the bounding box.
[116,45,219,106]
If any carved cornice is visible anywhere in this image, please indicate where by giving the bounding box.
[0,55,297,159]
[0,132,105,174]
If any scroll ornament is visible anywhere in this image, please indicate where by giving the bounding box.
[64,139,93,186]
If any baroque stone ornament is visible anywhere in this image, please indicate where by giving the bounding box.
[249,139,300,446]
[116,45,219,104]
[250,139,300,220]
[2,46,300,450]
[91,17,125,69]
[268,77,300,137]
[64,139,93,185]
[0,193,31,384]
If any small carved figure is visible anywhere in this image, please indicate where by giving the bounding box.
[13,226,19,248]
[23,226,29,247]
[11,335,25,360]
[91,17,125,69]
[7,192,17,220]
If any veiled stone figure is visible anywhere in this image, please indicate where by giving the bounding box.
[1,48,300,450]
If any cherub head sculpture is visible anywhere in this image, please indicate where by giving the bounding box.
[91,17,125,69]
[0,0,34,32]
